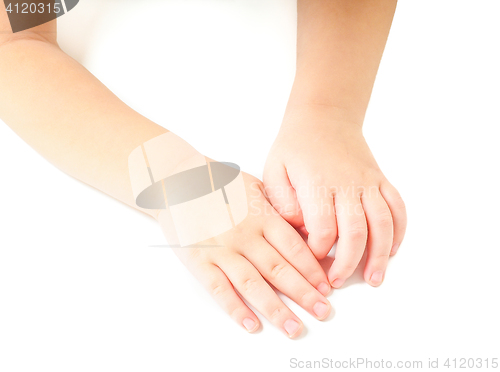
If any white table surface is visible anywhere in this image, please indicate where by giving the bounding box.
[1,1,499,371]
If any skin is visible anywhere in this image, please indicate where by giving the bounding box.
[264,0,407,288]
[161,171,332,337]
[0,3,331,338]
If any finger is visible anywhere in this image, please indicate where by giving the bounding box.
[241,238,331,321]
[361,192,394,286]
[263,215,331,296]
[193,262,260,333]
[217,253,304,338]
[328,196,368,288]
[263,163,304,228]
[295,185,337,260]
[380,182,407,255]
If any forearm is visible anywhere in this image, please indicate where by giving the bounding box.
[0,38,168,218]
[289,0,397,125]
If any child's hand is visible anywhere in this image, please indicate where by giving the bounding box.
[157,172,331,338]
[263,104,407,288]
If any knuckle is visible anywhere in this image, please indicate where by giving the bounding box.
[335,262,358,278]
[270,263,289,279]
[372,251,390,262]
[298,290,315,306]
[314,226,337,239]
[345,224,367,241]
[392,194,406,212]
[227,305,242,319]
[242,278,258,293]
[288,240,305,256]
[210,283,229,297]
[270,307,284,320]
[375,210,393,228]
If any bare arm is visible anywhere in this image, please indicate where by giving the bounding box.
[264,0,406,288]
[0,4,334,337]
[0,5,166,217]
[290,0,397,124]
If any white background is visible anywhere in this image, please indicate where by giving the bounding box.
[1,0,499,371]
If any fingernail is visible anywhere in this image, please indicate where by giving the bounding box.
[317,282,330,296]
[284,319,300,337]
[391,243,400,255]
[370,271,384,286]
[331,278,345,289]
[313,302,329,319]
[243,318,256,332]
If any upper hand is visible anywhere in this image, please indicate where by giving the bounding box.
[263,104,407,288]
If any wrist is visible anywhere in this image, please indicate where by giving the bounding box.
[286,75,367,127]
[280,97,364,137]
[128,132,206,222]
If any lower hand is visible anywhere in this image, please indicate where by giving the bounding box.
[157,171,332,338]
